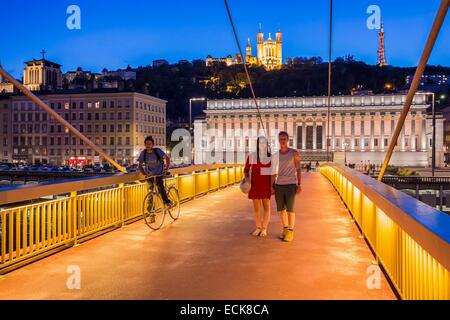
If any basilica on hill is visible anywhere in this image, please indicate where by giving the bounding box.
[206,26,283,71]
[246,27,283,71]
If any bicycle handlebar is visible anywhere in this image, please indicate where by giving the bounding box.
[141,172,172,181]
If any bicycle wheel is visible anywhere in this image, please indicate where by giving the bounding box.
[167,186,180,220]
[143,192,166,230]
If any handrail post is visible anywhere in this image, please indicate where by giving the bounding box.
[70,191,78,246]
[119,183,125,227]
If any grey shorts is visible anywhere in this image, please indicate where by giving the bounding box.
[274,184,297,212]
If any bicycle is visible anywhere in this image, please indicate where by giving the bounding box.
[142,173,180,230]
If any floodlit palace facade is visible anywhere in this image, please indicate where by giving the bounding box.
[194,94,444,167]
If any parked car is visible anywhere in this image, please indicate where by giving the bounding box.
[84,167,94,173]
[0,163,14,170]
[93,166,102,173]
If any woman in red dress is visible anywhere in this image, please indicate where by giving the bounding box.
[244,136,272,237]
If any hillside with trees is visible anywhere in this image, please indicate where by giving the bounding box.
[132,57,450,122]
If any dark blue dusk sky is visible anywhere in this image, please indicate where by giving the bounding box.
[1,0,450,78]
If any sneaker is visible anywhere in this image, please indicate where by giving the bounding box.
[283,230,294,242]
[279,228,289,240]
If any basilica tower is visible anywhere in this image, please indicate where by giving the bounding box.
[276,30,283,66]
[246,38,253,62]
[257,25,264,62]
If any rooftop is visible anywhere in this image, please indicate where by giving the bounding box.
[24,59,62,68]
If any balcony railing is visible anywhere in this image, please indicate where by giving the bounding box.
[0,164,244,274]
[320,164,450,300]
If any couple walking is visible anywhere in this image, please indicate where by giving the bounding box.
[243,132,302,242]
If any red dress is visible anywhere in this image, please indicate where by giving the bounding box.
[244,155,272,200]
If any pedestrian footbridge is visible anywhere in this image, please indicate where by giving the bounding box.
[0,164,448,300]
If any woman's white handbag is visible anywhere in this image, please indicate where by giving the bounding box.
[240,158,252,194]
[240,177,251,194]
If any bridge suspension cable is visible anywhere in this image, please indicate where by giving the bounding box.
[326,0,333,162]
[223,0,270,147]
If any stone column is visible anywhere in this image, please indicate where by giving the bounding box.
[351,116,355,151]
[400,121,406,152]
[411,116,416,151]
[322,120,327,151]
[341,116,345,151]
[370,116,375,151]
[360,116,365,152]
[293,119,298,149]
[331,117,336,151]
[421,117,427,151]
[380,115,385,152]
[288,119,297,147]
[302,121,307,151]
[313,121,317,150]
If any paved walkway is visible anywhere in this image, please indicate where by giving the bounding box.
[0,173,395,300]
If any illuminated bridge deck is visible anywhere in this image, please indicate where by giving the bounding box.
[0,173,395,300]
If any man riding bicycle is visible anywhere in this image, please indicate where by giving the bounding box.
[138,136,172,206]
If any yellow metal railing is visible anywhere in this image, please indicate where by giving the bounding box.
[321,164,450,300]
[0,165,244,273]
